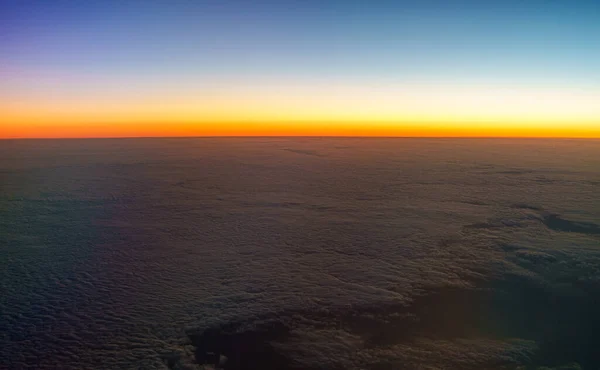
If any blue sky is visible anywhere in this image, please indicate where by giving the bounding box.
[3,0,599,84]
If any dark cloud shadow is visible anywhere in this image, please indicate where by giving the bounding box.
[542,214,600,235]
[178,269,600,370]
[282,148,326,157]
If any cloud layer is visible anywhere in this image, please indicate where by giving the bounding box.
[1,138,599,369]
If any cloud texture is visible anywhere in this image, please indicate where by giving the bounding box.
[1,138,599,369]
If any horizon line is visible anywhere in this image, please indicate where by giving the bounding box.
[2,135,600,141]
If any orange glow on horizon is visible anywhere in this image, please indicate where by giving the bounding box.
[2,84,600,139]
[2,120,599,139]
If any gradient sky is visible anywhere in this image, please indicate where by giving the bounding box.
[2,0,600,138]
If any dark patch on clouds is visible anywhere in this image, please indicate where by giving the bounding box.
[460,200,489,206]
[486,277,600,370]
[512,203,544,211]
[181,285,536,370]
[542,214,600,235]
[464,219,528,230]
[180,272,600,370]
[282,148,325,156]
[495,169,536,175]
[466,212,600,237]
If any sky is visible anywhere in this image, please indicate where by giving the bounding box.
[1,0,600,138]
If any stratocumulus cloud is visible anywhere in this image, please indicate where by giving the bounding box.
[1,138,599,369]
